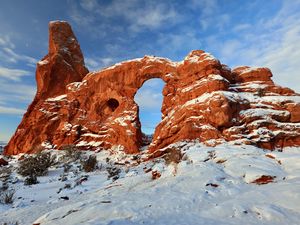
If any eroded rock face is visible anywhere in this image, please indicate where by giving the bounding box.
[4,22,300,155]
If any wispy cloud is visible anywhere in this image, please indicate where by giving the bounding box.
[0,80,36,103]
[0,34,37,66]
[1,47,37,65]
[0,36,15,49]
[85,56,115,71]
[0,105,25,115]
[134,79,165,110]
[69,0,179,33]
[135,88,163,110]
[0,67,31,81]
[202,1,300,92]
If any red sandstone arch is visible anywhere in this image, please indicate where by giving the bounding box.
[4,21,300,155]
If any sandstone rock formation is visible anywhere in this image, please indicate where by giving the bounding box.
[4,21,300,155]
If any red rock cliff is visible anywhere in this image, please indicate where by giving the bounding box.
[4,22,300,155]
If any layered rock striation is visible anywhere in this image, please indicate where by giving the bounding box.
[4,21,300,155]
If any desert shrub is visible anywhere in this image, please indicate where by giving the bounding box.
[63,163,72,173]
[256,88,265,97]
[106,166,121,181]
[17,151,56,177]
[0,189,15,204]
[0,167,12,191]
[81,155,97,172]
[62,145,82,162]
[24,174,38,185]
[163,147,183,165]
[2,222,19,225]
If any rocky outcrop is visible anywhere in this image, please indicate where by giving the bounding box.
[4,21,89,155]
[0,157,8,167]
[4,22,300,155]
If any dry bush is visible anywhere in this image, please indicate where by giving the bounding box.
[163,147,183,165]
[24,174,38,185]
[81,155,97,172]
[1,222,19,225]
[0,189,15,204]
[17,151,56,177]
[62,145,82,162]
[106,166,121,181]
[257,88,265,97]
[0,167,12,191]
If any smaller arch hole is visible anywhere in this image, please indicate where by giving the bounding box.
[107,98,119,112]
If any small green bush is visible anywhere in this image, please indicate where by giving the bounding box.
[17,151,56,177]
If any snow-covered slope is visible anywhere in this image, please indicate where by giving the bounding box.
[1,143,300,225]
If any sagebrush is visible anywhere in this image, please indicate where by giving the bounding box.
[0,189,15,204]
[81,155,97,172]
[17,151,56,177]
[62,145,82,162]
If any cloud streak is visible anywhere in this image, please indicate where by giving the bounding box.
[0,67,31,81]
[0,80,36,103]
[0,105,25,115]
[69,0,180,33]
[85,56,115,71]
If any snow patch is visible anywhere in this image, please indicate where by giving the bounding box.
[46,94,67,102]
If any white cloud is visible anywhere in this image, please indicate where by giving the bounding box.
[219,39,242,59]
[85,57,115,71]
[0,80,36,103]
[0,33,37,66]
[1,47,37,65]
[204,1,300,93]
[69,0,179,32]
[157,31,202,59]
[0,67,30,81]
[190,0,223,31]
[0,105,25,115]
[127,4,178,31]
[233,23,252,32]
[69,3,95,27]
[0,36,15,49]
[79,0,99,11]
[189,0,218,16]
[135,88,163,110]
[134,79,165,110]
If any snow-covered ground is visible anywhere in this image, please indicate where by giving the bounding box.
[0,142,300,225]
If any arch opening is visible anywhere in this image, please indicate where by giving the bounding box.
[107,98,119,112]
[134,78,165,146]
[97,98,119,116]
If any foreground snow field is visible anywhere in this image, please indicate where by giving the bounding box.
[1,142,300,225]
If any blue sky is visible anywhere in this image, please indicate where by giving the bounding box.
[0,0,300,140]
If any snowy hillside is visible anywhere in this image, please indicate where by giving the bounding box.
[1,142,300,225]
